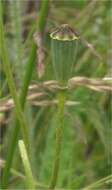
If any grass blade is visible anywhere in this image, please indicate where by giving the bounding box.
[83,175,112,190]
[0,0,29,153]
[1,0,49,188]
[18,140,35,189]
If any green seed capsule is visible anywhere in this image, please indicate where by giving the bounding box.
[50,24,79,85]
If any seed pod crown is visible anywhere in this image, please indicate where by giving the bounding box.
[50,24,78,41]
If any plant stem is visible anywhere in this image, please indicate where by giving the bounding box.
[50,90,66,189]
[38,0,49,33]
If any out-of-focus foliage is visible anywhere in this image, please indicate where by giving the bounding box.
[0,0,111,189]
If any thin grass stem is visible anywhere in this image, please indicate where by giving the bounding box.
[1,0,49,189]
[38,0,49,33]
[0,2,30,188]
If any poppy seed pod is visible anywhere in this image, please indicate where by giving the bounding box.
[50,24,79,85]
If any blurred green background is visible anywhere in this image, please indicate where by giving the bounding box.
[0,0,111,189]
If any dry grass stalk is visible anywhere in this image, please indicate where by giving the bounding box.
[68,76,112,91]
[0,77,111,113]
[33,31,45,78]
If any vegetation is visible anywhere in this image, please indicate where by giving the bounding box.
[0,0,112,189]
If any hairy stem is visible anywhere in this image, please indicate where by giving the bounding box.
[50,90,66,189]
